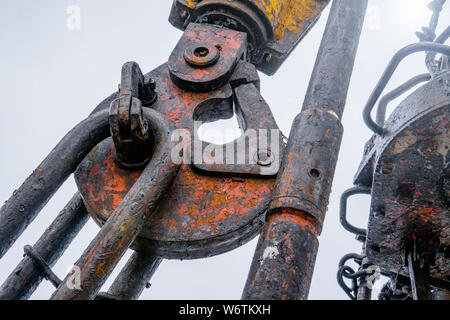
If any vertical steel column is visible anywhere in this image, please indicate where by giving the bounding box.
[408,252,432,300]
[242,0,368,300]
[50,109,178,300]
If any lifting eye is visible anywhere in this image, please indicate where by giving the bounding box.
[197,114,242,145]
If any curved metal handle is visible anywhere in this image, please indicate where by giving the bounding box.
[363,42,450,135]
[339,185,371,237]
[375,73,431,127]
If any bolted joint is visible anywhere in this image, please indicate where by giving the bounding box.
[168,0,330,75]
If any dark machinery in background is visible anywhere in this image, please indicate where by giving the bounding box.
[337,0,449,300]
[0,0,447,300]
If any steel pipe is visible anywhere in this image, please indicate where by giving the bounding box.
[50,109,179,300]
[0,110,110,259]
[242,0,368,300]
[106,251,162,300]
[0,193,89,300]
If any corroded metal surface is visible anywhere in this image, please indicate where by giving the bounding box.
[106,250,161,300]
[75,26,283,259]
[0,193,89,300]
[242,209,318,299]
[169,23,247,91]
[242,0,368,299]
[51,109,180,300]
[0,0,378,301]
[363,73,450,281]
[109,62,156,169]
[169,0,330,75]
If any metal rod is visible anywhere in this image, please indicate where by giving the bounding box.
[23,245,62,289]
[0,192,89,300]
[407,252,431,300]
[339,186,371,237]
[50,109,179,300]
[363,42,450,135]
[106,251,162,300]
[0,110,110,259]
[356,279,372,300]
[425,24,450,75]
[375,73,431,127]
[337,253,364,300]
[242,0,368,300]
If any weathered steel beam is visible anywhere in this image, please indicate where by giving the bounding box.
[0,193,89,300]
[242,0,368,300]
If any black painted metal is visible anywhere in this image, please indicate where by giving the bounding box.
[376,73,431,127]
[408,252,431,300]
[0,193,89,300]
[339,186,371,237]
[106,251,162,300]
[23,245,62,289]
[242,0,368,300]
[50,109,179,300]
[0,110,110,260]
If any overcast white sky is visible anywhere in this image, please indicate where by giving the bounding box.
[0,0,448,300]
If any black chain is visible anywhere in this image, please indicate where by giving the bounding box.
[336,253,378,300]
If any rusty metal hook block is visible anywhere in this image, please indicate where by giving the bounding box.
[75,26,283,260]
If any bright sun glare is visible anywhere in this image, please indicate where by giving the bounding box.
[392,0,431,28]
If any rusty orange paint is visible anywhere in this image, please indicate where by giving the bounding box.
[188,0,327,43]
[76,52,276,257]
[268,208,318,235]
